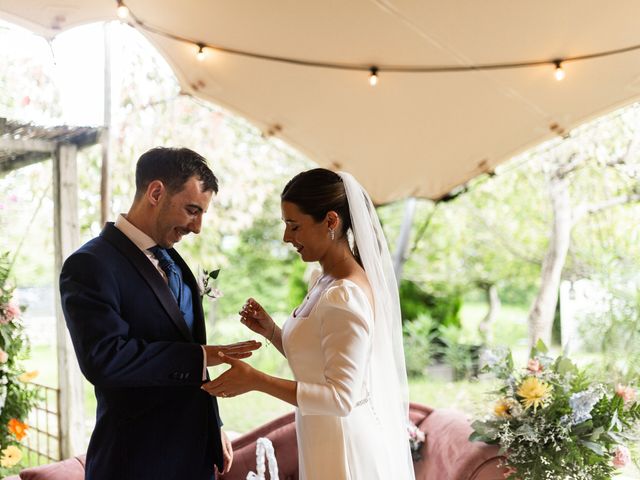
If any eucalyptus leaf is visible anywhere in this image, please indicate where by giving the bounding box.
[555,356,577,376]
[579,440,605,456]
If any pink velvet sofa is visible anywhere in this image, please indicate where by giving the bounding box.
[8,403,506,480]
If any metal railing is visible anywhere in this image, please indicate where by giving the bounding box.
[22,383,61,467]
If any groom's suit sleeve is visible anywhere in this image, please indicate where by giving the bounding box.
[60,250,204,389]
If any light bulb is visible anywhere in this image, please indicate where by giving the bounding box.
[369,67,378,87]
[196,44,206,61]
[554,61,565,81]
[116,1,129,19]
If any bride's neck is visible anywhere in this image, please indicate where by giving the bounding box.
[320,243,355,278]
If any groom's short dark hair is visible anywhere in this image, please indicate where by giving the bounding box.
[134,147,218,198]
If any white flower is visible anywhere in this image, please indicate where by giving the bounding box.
[568,386,604,425]
[198,268,222,300]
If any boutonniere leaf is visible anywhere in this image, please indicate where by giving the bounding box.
[199,268,222,299]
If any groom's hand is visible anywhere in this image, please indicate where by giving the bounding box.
[204,341,261,366]
[221,428,233,473]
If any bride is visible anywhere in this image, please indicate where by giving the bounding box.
[202,168,414,479]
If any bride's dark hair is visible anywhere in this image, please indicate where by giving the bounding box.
[281,168,361,264]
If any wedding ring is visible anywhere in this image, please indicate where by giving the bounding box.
[220,392,227,397]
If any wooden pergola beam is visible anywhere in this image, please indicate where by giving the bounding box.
[0,120,101,175]
[0,151,52,173]
[0,136,56,152]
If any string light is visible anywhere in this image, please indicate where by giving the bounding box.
[116,0,129,19]
[196,44,206,61]
[554,60,565,81]
[369,67,378,86]
[115,0,640,82]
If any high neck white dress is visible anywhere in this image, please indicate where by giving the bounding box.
[281,273,393,480]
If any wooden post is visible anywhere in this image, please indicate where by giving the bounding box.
[101,22,112,227]
[52,143,86,457]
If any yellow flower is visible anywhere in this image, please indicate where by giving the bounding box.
[1,445,23,468]
[8,418,29,441]
[18,370,38,383]
[517,376,552,412]
[494,398,512,418]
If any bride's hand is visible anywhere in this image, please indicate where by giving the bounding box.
[201,352,263,398]
[239,298,275,339]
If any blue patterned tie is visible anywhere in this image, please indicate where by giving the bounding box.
[149,246,194,332]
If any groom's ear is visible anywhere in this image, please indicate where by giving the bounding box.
[146,180,165,206]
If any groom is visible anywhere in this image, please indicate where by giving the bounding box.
[60,147,260,480]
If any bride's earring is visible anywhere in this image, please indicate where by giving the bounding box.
[329,229,335,241]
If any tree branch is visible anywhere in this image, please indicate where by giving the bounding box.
[409,202,439,256]
[554,152,584,179]
[467,201,542,265]
[573,192,640,224]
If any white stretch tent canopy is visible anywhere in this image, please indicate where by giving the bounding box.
[2,0,640,203]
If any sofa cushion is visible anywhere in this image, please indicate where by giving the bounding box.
[19,455,86,480]
[222,412,298,480]
[415,409,505,480]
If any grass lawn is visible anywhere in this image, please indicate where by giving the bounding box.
[459,301,529,348]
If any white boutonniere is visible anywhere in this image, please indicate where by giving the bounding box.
[198,267,223,300]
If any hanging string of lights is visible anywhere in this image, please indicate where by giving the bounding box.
[115,0,640,86]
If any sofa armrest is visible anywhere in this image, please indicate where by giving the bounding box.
[414,409,506,480]
[18,455,86,480]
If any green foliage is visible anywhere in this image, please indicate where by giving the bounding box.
[579,284,640,384]
[436,324,481,381]
[399,280,462,327]
[399,280,432,321]
[214,216,297,319]
[471,343,640,479]
[0,253,39,475]
[287,260,307,313]
[403,314,438,377]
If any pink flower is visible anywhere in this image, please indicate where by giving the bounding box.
[527,358,543,373]
[615,384,637,405]
[503,466,518,478]
[7,301,20,319]
[1,301,20,324]
[407,423,425,442]
[613,445,631,469]
[0,349,8,363]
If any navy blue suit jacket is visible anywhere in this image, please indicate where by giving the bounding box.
[60,223,223,480]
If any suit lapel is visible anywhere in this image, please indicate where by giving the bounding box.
[100,223,194,342]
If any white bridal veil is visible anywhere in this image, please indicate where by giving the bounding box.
[338,172,415,478]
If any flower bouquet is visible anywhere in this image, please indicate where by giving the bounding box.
[470,341,639,479]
